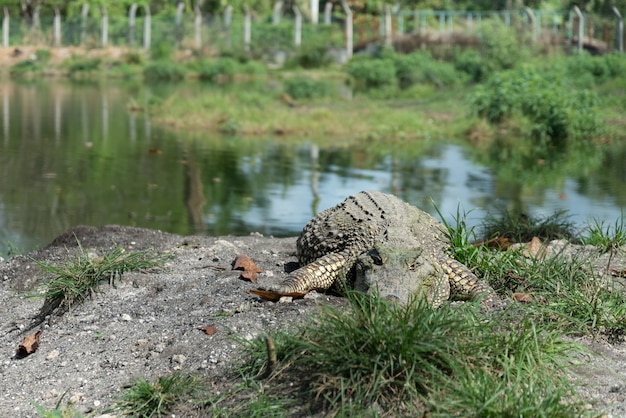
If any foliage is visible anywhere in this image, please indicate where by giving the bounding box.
[471,65,604,142]
[197,58,240,82]
[143,60,187,81]
[480,209,579,243]
[115,372,207,417]
[346,54,397,89]
[67,57,101,75]
[347,49,465,91]
[32,244,171,316]
[283,76,332,100]
[10,59,43,76]
[225,291,582,416]
[581,213,626,253]
[453,48,486,82]
[477,19,530,72]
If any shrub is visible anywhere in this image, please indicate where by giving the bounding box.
[471,65,604,141]
[347,56,397,89]
[453,48,486,82]
[393,51,464,88]
[68,57,101,75]
[143,60,187,81]
[283,76,332,100]
[477,19,529,72]
[35,49,51,63]
[10,59,41,76]
[197,57,240,81]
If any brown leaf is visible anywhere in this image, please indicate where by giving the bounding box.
[200,326,218,335]
[232,254,263,273]
[16,330,42,358]
[512,292,533,303]
[240,270,258,283]
[525,236,548,259]
[148,148,162,154]
[248,289,307,302]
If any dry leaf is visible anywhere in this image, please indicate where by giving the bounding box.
[16,330,42,358]
[240,270,259,283]
[513,292,533,303]
[248,289,307,302]
[525,236,548,259]
[233,254,263,283]
[148,148,162,154]
[200,326,218,335]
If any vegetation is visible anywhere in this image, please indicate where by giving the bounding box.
[32,244,171,317]
[114,372,207,417]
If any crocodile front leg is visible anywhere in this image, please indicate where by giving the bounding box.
[273,251,351,293]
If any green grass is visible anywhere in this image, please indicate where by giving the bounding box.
[209,292,584,417]
[115,372,207,417]
[32,243,171,319]
[581,213,626,254]
[480,209,579,243]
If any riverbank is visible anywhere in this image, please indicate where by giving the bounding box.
[1,224,625,416]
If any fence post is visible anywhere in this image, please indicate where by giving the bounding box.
[273,2,283,25]
[310,0,319,24]
[176,2,184,46]
[33,6,40,30]
[101,6,108,47]
[243,5,251,52]
[194,4,202,48]
[294,5,302,46]
[143,5,151,50]
[341,1,352,60]
[524,7,536,43]
[81,4,89,46]
[224,5,232,48]
[613,7,623,52]
[384,4,392,46]
[129,4,138,46]
[53,7,61,46]
[323,2,332,24]
[573,5,583,52]
[2,7,8,48]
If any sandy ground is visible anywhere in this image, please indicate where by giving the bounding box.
[0,224,625,417]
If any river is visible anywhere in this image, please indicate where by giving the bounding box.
[1,79,624,255]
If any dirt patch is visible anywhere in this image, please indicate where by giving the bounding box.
[0,225,625,416]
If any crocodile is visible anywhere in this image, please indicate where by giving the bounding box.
[254,191,503,310]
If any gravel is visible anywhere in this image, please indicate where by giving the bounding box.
[0,225,625,417]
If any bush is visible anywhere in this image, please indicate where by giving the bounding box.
[35,49,51,63]
[472,65,603,141]
[143,60,187,81]
[453,48,486,82]
[10,59,41,76]
[68,57,101,75]
[347,56,397,89]
[283,76,332,100]
[197,58,240,82]
[477,19,529,72]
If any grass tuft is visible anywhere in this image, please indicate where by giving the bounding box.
[222,292,584,416]
[480,209,579,243]
[115,372,206,417]
[581,213,626,254]
[31,241,171,320]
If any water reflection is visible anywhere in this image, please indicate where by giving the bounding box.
[0,80,624,256]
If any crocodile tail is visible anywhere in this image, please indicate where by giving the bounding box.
[274,252,350,293]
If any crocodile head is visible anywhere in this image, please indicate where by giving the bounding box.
[353,243,450,308]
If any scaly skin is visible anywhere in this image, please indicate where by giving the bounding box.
[266,191,503,310]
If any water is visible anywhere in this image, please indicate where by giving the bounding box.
[0,80,624,255]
